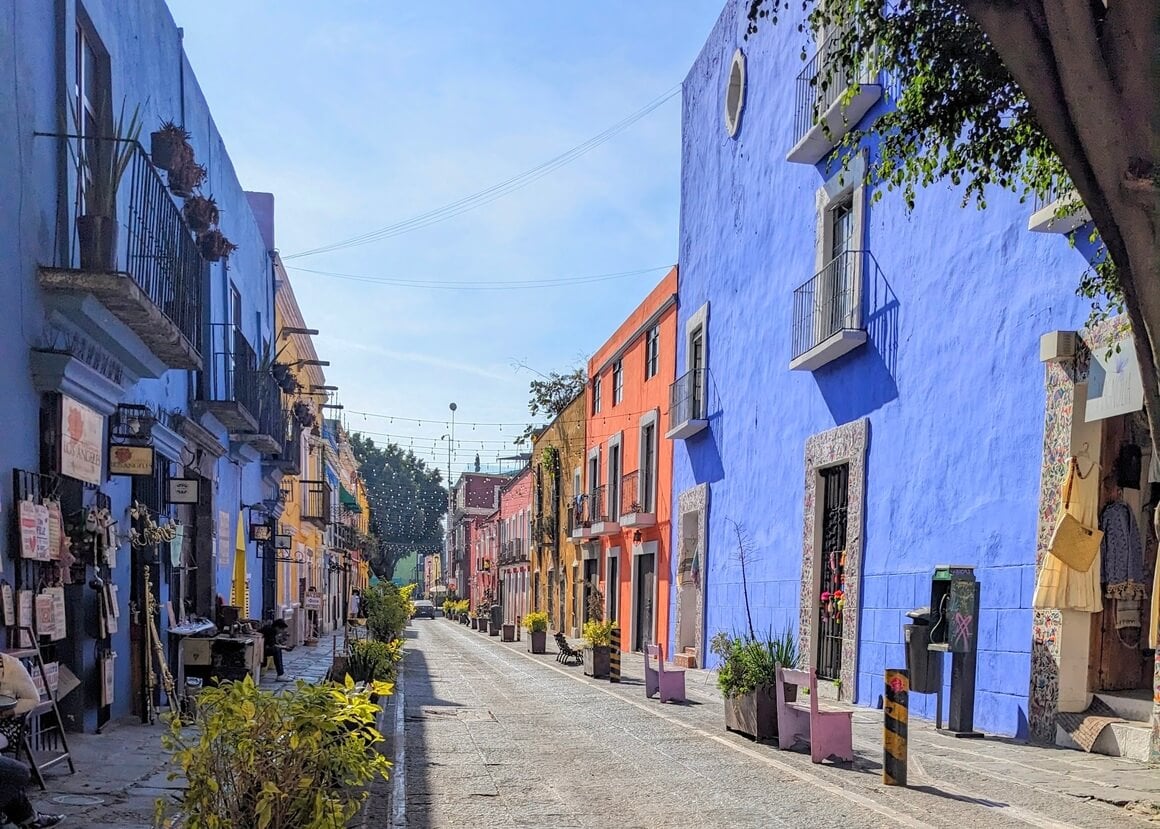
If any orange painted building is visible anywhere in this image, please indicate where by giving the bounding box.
[576,268,677,654]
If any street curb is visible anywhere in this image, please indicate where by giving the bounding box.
[389,653,407,828]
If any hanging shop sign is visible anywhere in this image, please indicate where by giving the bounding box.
[167,478,200,504]
[275,533,292,550]
[250,523,272,542]
[109,444,155,476]
[1086,330,1144,422]
[59,395,104,485]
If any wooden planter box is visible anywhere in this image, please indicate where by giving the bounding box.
[723,683,796,741]
[501,623,515,642]
[478,619,489,634]
[470,618,479,630]
[529,630,547,653]
[583,646,610,679]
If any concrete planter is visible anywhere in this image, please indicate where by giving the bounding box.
[470,618,479,630]
[583,646,610,679]
[501,623,515,642]
[723,683,796,741]
[478,619,489,635]
[529,630,547,653]
[489,623,500,637]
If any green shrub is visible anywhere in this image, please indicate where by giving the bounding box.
[710,627,798,699]
[582,619,615,648]
[360,583,415,642]
[347,639,404,683]
[522,611,548,632]
[156,676,391,829]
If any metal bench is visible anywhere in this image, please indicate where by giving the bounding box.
[554,632,583,666]
[644,643,686,703]
[775,666,854,764]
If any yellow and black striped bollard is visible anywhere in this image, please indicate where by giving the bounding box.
[609,625,621,682]
[883,668,908,786]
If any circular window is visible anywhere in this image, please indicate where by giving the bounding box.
[724,48,746,137]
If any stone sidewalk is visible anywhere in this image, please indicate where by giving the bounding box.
[488,624,1160,823]
[29,633,347,829]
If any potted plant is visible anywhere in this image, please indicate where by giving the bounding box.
[73,99,143,271]
[711,628,798,741]
[182,194,219,232]
[150,120,191,171]
[470,613,480,631]
[169,159,207,198]
[524,611,548,654]
[582,620,614,679]
[197,227,237,262]
[477,609,490,635]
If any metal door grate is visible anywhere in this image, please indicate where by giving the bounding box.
[817,464,849,680]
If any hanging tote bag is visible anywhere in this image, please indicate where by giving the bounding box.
[1048,458,1102,572]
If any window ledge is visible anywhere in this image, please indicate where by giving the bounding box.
[786,83,883,165]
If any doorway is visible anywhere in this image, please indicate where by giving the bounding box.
[817,463,849,681]
[634,550,655,652]
[583,557,598,623]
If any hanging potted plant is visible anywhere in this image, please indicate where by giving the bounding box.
[182,194,219,232]
[169,159,207,198]
[292,400,316,429]
[197,228,237,262]
[73,99,143,271]
[150,120,192,171]
[271,361,294,389]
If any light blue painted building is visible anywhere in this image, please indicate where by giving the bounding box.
[0,0,287,731]
[667,0,1099,739]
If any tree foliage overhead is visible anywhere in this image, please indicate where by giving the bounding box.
[747,0,1158,451]
[350,433,446,580]
[515,367,587,445]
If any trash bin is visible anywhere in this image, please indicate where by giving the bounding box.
[904,607,942,694]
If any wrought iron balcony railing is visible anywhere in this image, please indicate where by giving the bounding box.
[590,485,610,524]
[668,368,706,433]
[791,249,874,363]
[568,495,590,535]
[38,134,205,369]
[621,470,651,515]
[299,480,330,524]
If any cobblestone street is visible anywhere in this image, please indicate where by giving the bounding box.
[405,619,1157,829]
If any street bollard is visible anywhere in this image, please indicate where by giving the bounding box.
[609,625,621,683]
[884,668,909,786]
[516,615,521,641]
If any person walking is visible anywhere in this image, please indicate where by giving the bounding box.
[0,653,65,827]
[259,619,290,678]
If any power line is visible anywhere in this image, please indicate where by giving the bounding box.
[285,264,671,291]
[283,84,682,259]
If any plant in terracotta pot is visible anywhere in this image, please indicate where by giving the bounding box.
[150,120,192,171]
[523,611,548,653]
[182,194,219,233]
[169,159,207,198]
[582,619,614,679]
[197,227,237,262]
[71,99,143,271]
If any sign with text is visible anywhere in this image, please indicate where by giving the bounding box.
[60,395,103,485]
[168,478,200,504]
[109,444,154,476]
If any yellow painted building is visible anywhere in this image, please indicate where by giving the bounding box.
[531,392,587,636]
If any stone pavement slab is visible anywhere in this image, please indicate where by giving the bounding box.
[406,617,1156,828]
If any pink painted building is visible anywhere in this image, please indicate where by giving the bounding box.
[496,466,533,625]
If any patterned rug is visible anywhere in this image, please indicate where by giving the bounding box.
[1056,697,1127,751]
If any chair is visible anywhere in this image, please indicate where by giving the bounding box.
[554,632,583,666]
[644,643,686,703]
[775,666,854,764]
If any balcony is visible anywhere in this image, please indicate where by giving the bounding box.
[589,485,620,536]
[569,495,592,540]
[666,368,708,440]
[790,249,874,371]
[499,538,527,566]
[299,480,331,526]
[38,135,204,376]
[618,470,656,529]
[787,29,885,165]
[1027,181,1091,234]
[266,413,302,476]
[198,324,282,452]
[332,522,357,551]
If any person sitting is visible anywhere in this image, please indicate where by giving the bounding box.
[0,653,64,827]
[258,619,290,678]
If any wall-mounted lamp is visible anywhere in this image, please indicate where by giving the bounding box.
[633,530,642,542]
[279,327,319,338]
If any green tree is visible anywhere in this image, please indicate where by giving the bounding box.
[746,0,1158,451]
[515,366,587,445]
[350,434,446,580]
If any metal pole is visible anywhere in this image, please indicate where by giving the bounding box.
[610,625,621,683]
[884,669,908,786]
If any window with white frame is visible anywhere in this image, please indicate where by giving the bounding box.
[645,325,659,379]
[813,154,867,344]
[613,360,623,405]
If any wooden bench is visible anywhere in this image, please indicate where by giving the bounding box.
[554,632,583,666]
[775,666,854,764]
[644,643,686,703]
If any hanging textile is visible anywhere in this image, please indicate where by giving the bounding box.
[1099,500,1146,600]
[231,513,250,617]
[1034,458,1103,612]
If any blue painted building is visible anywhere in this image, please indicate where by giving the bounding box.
[0,0,287,731]
[667,0,1100,739]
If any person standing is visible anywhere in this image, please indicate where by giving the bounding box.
[258,619,289,678]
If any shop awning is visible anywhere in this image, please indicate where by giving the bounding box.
[340,484,361,513]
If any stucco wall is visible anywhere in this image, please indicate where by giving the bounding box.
[671,0,1094,737]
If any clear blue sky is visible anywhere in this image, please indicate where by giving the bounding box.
[167,0,724,481]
